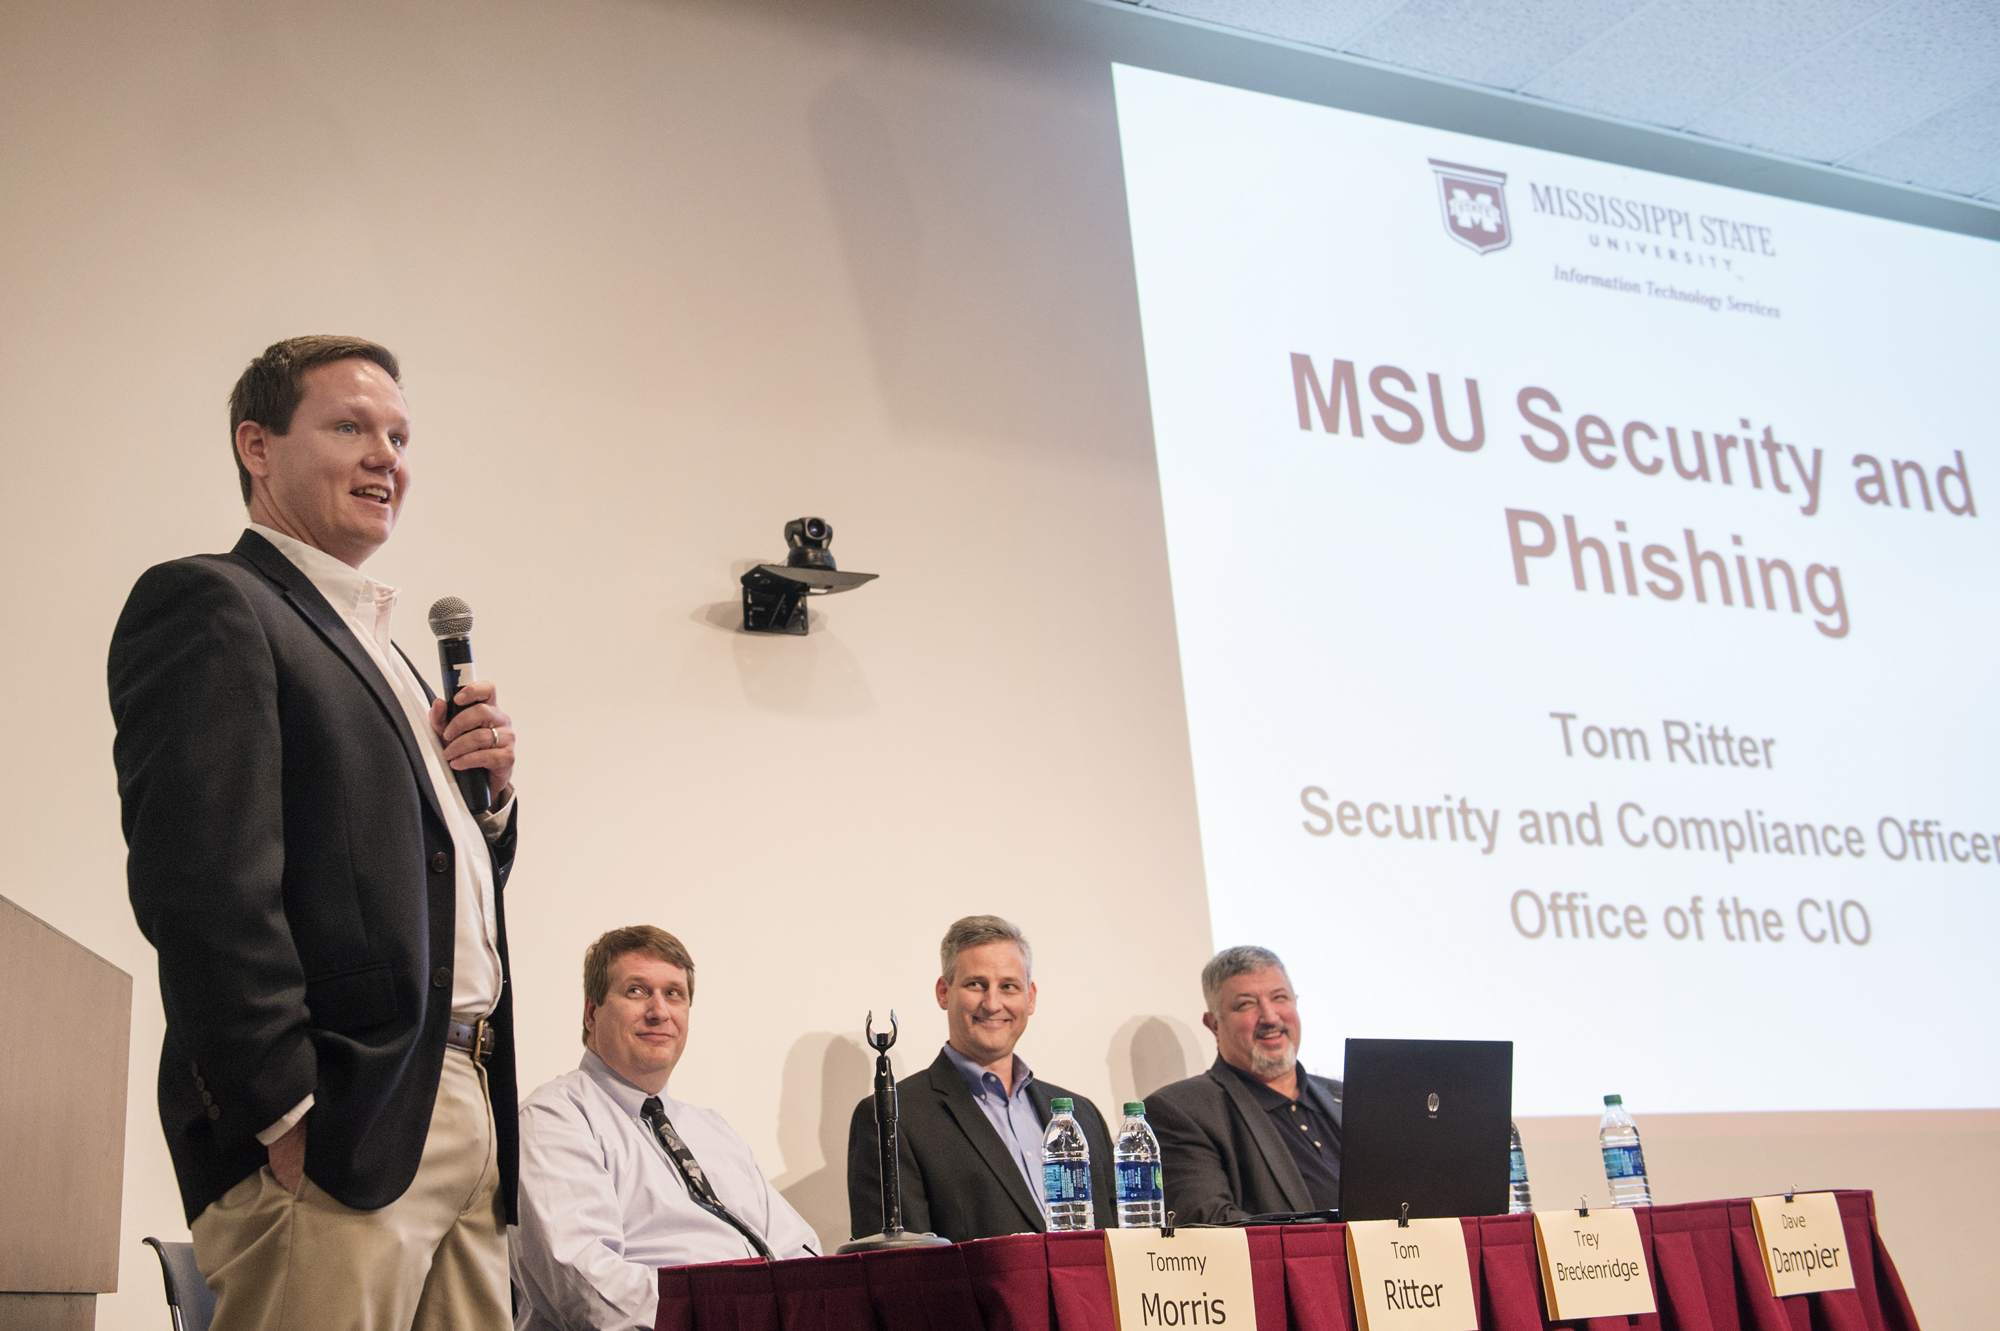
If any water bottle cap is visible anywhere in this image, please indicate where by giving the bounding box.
[1051,1097,1074,1112]
[1604,1094,1623,1105]
[1124,1102,1146,1115]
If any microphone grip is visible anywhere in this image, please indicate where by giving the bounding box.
[436,636,491,815]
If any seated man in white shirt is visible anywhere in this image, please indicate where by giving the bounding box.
[510,925,818,1330]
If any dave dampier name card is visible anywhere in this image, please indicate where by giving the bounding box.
[1345,1217,1477,1331]
[1750,1192,1856,1299]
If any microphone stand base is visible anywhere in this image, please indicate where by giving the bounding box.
[837,1229,953,1254]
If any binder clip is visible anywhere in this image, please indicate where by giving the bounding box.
[1162,1210,1176,1239]
[1784,1187,1796,1203]
[1398,1202,1411,1229]
[1577,1196,1590,1218]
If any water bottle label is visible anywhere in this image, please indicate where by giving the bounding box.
[1115,1161,1163,1202]
[1602,1144,1646,1179]
[1509,1147,1528,1185]
[1044,1160,1091,1202]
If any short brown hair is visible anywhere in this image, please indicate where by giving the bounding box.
[581,925,696,1045]
[228,335,401,503]
[939,914,1033,984]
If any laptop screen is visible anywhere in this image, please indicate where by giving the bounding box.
[1339,1038,1514,1222]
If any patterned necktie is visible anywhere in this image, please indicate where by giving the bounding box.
[640,1096,774,1260]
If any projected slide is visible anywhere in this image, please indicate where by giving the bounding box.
[1113,65,1999,1114]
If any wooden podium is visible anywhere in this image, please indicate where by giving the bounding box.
[0,895,132,1331]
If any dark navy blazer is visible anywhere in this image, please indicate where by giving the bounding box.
[111,530,519,1224]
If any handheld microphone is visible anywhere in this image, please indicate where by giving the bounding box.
[427,596,490,815]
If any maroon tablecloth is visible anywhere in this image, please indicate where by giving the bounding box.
[656,1190,1919,1331]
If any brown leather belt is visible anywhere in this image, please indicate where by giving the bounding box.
[446,1017,495,1063]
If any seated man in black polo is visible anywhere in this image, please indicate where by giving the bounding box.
[1145,946,1342,1224]
[845,915,1115,1241]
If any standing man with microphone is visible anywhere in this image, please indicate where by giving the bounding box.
[110,336,523,1330]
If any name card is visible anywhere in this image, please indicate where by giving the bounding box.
[1104,1227,1256,1330]
[1345,1217,1477,1331]
[1750,1192,1856,1298]
[1532,1208,1657,1322]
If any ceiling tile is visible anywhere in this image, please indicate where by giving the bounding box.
[1340,0,1651,91]
[1837,78,2000,194]
[1519,0,1889,129]
[1681,0,2000,161]
[1136,0,1406,50]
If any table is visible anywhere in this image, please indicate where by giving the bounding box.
[654,1190,1920,1331]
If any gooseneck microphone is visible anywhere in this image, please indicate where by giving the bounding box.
[427,596,490,815]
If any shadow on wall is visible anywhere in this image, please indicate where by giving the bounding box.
[1107,1015,1206,1107]
[803,69,1148,464]
[773,1031,873,1251]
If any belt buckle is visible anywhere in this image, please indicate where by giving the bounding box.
[471,1016,493,1063]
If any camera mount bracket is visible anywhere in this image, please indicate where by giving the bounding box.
[740,517,877,634]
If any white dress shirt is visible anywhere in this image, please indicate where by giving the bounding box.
[248,525,515,1143]
[511,1051,819,1331]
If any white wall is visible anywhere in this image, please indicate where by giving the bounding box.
[0,1,1988,1327]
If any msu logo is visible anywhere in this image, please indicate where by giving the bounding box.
[1428,159,1511,255]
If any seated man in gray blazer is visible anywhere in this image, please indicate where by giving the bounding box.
[846,916,1115,1241]
[1145,946,1343,1224]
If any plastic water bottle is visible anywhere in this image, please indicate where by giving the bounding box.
[1113,1102,1165,1229]
[1042,1097,1095,1231]
[1599,1095,1652,1206]
[1508,1121,1533,1214]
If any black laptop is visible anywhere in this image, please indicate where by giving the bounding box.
[1336,1037,1514,1222]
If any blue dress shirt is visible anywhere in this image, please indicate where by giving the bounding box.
[941,1043,1047,1212]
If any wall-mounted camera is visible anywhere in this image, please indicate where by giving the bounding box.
[740,517,878,635]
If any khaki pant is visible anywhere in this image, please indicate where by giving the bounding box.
[191,1049,508,1331]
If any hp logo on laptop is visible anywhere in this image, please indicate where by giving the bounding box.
[1427,1093,1439,1118]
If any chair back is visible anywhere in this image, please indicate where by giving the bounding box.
[142,1237,217,1331]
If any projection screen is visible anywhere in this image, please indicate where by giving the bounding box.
[1112,64,1999,1115]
